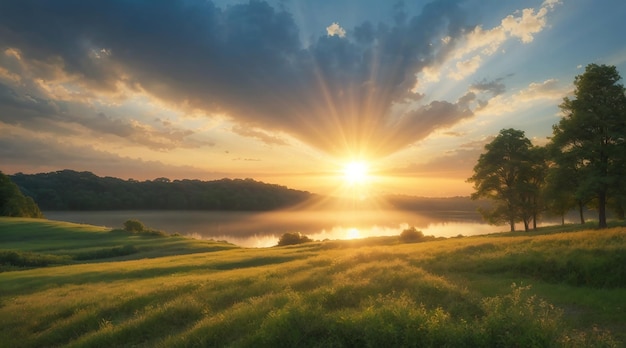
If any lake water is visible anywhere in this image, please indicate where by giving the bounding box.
[44,209,510,248]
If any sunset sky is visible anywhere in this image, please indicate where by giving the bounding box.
[1,0,625,197]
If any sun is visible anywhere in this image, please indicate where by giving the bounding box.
[346,227,361,239]
[343,161,369,185]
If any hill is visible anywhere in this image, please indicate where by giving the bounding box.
[0,217,624,346]
[10,170,313,211]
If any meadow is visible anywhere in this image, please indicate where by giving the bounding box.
[0,217,624,347]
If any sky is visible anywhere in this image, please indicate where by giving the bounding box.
[1,0,625,197]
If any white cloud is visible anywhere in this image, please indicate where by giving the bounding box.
[326,22,346,38]
[542,0,562,9]
[448,55,482,80]
[440,1,560,82]
[501,7,548,43]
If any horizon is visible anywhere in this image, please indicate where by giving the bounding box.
[1,1,625,197]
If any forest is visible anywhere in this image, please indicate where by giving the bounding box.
[10,170,313,211]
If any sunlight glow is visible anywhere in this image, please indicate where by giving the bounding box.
[346,227,361,239]
[343,161,369,185]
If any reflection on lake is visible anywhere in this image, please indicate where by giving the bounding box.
[44,209,508,248]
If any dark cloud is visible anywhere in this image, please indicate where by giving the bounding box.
[0,0,474,158]
[470,78,506,96]
[0,82,210,151]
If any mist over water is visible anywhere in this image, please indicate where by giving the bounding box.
[45,209,508,247]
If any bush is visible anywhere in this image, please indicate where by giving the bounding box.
[123,219,145,232]
[0,250,70,269]
[399,227,424,243]
[277,232,312,246]
[73,245,140,261]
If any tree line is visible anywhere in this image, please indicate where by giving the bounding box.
[10,170,313,211]
[468,64,626,231]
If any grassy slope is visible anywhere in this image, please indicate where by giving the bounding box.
[0,218,624,347]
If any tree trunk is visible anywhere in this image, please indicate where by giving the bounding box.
[509,218,515,232]
[578,200,585,224]
[523,219,529,232]
[532,212,538,230]
[561,214,565,226]
[598,191,607,228]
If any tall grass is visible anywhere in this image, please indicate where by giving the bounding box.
[0,218,624,347]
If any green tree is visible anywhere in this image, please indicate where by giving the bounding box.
[467,129,537,231]
[550,64,626,228]
[544,145,590,225]
[399,227,424,243]
[123,219,145,232]
[0,172,43,218]
[276,232,312,246]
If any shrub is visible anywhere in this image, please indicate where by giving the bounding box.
[0,250,70,269]
[399,226,424,243]
[73,245,139,261]
[123,219,145,232]
[277,232,312,246]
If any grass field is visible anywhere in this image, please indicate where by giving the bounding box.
[0,217,625,347]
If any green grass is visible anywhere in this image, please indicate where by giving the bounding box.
[0,217,625,347]
[0,218,237,270]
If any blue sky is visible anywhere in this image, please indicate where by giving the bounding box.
[0,0,625,196]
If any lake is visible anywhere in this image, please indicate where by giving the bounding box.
[44,209,511,247]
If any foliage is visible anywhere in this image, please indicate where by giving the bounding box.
[0,172,43,218]
[467,128,541,231]
[0,250,71,271]
[276,232,312,246]
[9,170,312,211]
[549,64,626,228]
[399,226,424,243]
[73,245,140,261]
[123,219,145,232]
[543,150,589,225]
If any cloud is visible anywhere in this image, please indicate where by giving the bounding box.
[231,124,289,146]
[0,131,222,180]
[449,55,482,80]
[0,0,555,160]
[0,80,211,151]
[470,78,507,96]
[392,137,494,178]
[0,0,474,159]
[476,79,568,116]
[326,22,346,38]
[444,1,559,80]
[501,7,549,44]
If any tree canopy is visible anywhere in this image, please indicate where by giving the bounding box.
[467,128,541,231]
[549,64,626,228]
[0,172,43,218]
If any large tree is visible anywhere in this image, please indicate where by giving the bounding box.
[0,172,43,218]
[550,64,626,228]
[468,128,537,231]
